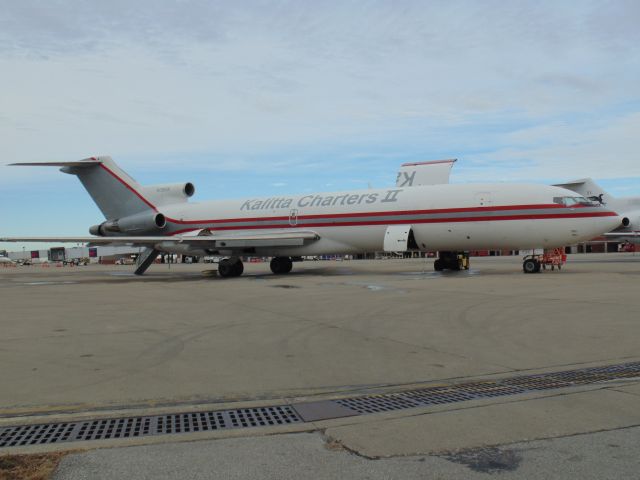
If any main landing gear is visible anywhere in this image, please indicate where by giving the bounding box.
[217,256,294,278]
[434,251,470,272]
[217,257,244,278]
[270,256,293,275]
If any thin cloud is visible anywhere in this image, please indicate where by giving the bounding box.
[0,1,638,191]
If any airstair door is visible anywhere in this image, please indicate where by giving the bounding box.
[384,225,412,252]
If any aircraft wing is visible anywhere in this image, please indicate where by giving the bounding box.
[604,231,639,237]
[0,230,321,249]
[396,159,456,187]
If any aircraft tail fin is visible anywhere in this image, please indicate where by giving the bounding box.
[553,178,615,205]
[10,156,153,220]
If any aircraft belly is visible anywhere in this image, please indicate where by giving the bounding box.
[158,217,616,256]
[413,217,614,251]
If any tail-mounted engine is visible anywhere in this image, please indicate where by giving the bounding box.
[141,183,195,206]
[621,211,639,230]
[90,211,167,236]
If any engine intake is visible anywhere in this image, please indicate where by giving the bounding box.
[90,212,167,236]
[619,210,639,230]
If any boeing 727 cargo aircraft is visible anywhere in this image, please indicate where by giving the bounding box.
[2,156,621,276]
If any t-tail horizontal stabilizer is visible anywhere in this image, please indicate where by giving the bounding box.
[10,156,148,220]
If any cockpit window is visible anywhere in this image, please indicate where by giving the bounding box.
[553,196,596,207]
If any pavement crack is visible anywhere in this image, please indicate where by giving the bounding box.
[319,430,380,460]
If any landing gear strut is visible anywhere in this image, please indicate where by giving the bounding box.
[270,256,293,275]
[218,257,244,278]
[434,251,469,272]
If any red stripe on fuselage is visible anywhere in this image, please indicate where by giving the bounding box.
[167,203,576,225]
[168,211,618,236]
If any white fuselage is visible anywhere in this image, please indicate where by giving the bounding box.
[153,183,621,256]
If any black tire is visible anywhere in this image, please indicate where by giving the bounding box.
[218,259,234,278]
[231,261,244,277]
[523,259,539,274]
[270,257,293,275]
[434,259,444,271]
[218,258,243,278]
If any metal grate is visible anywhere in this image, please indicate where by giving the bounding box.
[335,394,423,414]
[1,362,639,449]
[332,361,640,415]
[0,406,300,448]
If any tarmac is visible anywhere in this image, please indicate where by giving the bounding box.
[0,253,639,478]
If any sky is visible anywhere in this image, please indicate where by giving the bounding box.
[1,0,639,250]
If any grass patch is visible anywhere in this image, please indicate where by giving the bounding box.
[0,452,71,480]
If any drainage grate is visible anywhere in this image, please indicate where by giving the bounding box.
[1,362,639,449]
[328,361,640,416]
[0,406,300,448]
[335,394,423,414]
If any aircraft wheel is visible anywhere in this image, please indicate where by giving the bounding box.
[232,260,244,277]
[270,256,293,275]
[434,259,444,271]
[523,259,540,274]
[218,258,243,278]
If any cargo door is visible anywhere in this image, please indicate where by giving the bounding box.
[383,225,412,252]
